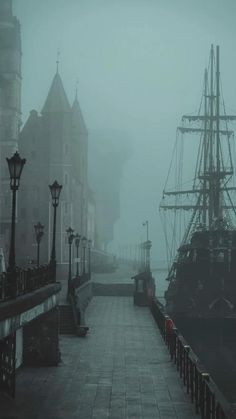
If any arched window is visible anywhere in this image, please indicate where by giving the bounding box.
[64,172,68,185]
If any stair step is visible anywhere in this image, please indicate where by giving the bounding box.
[59,304,76,335]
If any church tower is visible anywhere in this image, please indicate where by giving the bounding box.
[0,0,21,254]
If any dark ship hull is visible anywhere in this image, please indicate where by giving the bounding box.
[165,229,236,322]
[165,229,236,401]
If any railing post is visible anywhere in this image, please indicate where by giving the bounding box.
[189,359,194,403]
[195,366,199,414]
[200,373,210,418]
[212,394,216,419]
[184,345,190,392]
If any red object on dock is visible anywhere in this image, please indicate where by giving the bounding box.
[165,317,174,342]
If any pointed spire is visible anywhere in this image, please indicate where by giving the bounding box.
[42,71,71,114]
[75,79,79,102]
[72,82,88,135]
[56,50,60,74]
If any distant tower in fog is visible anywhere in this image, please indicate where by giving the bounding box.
[0,0,21,256]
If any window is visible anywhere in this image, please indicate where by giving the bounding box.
[33,186,39,202]
[20,208,26,218]
[21,233,27,244]
[64,202,69,214]
[33,208,39,218]
[64,173,68,185]
[4,127,11,141]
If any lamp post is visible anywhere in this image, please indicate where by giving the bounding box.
[88,239,92,279]
[74,233,81,277]
[49,180,62,264]
[7,152,26,274]
[142,220,149,241]
[49,180,62,279]
[145,240,152,271]
[34,222,44,267]
[66,227,75,297]
[141,242,145,272]
[82,236,87,276]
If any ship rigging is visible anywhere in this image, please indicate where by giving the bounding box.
[160,44,236,269]
[160,45,236,319]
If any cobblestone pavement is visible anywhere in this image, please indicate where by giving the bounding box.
[15,297,199,419]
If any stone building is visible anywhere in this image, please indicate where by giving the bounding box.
[0,0,21,268]
[17,70,88,277]
[0,1,129,272]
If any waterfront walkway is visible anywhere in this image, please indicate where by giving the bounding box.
[15,292,199,418]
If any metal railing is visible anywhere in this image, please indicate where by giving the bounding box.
[0,263,56,302]
[71,273,90,290]
[150,298,234,419]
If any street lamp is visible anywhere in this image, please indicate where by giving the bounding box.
[88,239,92,279]
[49,180,62,280]
[34,222,44,267]
[142,220,149,241]
[145,240,152,271]
[74,233,81,277]
[81,236,87,275]
[140,242,145,272]
[7,151,26,272]
[66,227,75,297]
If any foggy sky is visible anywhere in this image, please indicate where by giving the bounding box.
[14,0,236,263]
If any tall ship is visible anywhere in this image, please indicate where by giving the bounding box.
[160,45,236,331]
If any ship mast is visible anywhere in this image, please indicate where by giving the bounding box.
[160,44,236,251]
[215,45,221,221]
[202,68,208,227]
[208,44,221,228]
[208,44,214,228]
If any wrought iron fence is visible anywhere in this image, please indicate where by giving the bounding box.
[150,298,234,419]
[0,263,56,301]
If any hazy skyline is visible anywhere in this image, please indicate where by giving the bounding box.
[14,0,236,263]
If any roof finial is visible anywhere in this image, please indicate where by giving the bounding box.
[56,49,60,73]
[75,78,79,101]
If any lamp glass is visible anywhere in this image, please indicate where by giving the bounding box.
[82,236,87,247]
[49,180,62,200]
[66,227,74,237]
[75,234,81,247]
[7,151,26,180]
[34,222,44,236]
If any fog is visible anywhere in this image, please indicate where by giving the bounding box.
[15,0,236,264]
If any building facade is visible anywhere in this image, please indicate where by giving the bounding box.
[17,71,88,277]
[0,0,21,267]
[0,2,130,273]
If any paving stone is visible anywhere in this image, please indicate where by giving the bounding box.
[12,292,199,418]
